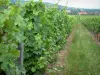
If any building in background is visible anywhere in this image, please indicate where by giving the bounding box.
[78,11,88,15]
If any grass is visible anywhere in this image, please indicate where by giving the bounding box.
[65,24,100,75]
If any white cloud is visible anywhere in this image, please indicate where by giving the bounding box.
[67,0,100,9]
[43,0,100,9]
[25,0,100,9]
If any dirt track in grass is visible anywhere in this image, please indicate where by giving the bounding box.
[46,24,100,75]
[66,24,100,75]
[46,25,77,75]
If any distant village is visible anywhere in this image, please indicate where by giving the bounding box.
[67,8,100,15]
[1,0,99,15]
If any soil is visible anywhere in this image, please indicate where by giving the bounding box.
[46,25,76,75]
[91,34,100,45]
[46,25,100,75]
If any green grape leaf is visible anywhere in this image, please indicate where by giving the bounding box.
[31,67,36,73]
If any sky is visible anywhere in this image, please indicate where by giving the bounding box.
[25,0,100,9]
[42,0,100,9]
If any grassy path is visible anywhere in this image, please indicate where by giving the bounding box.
[65,24,100,75]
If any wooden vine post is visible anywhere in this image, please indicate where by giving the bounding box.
[18,42,25,75]
[18,43,24,67]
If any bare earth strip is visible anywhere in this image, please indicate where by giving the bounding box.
[46,24,100,75]
[92,34,100,45]
[46,25,77,75]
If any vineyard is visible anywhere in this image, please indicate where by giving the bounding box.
[80,15,100,41]
[0,0,75,75]
[0,0,100,75]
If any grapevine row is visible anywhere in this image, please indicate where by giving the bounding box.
[81,16,100,41]
[0,0,75,75]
